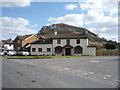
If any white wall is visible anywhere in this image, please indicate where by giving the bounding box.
[31,44,52,55]
[4,44,14,50]
[30,39,96,56]
[53,39,88,55]
[86,47,96,56]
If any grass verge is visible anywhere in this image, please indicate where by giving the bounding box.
[5,55,119,59]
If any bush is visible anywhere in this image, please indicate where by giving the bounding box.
[105,43,116,50]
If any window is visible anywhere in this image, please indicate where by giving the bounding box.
[57,39,61,44]
[38,48,42,52]
[32,48,36,52]
[47,48,51,52]
[18,47,20,50]
[76,39,80,44]
[66,39,70,45]
[18,40,20,44]
[9,44,12,46]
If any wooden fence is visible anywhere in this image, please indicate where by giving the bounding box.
[96,50,119,56]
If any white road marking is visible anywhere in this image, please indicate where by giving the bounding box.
[90,60,100,63]
[64,68,70,70]
[84,73,88,76]
[7,59,27,64]
[104,75,111,78]
[114,80,118,82]
[89,72,94,75]
[103,77,107,80]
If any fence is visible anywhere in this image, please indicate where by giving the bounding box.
[96,50,119,56]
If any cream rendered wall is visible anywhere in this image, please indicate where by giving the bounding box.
[31,44,52,55]
[53,39,88,55]
[4,44,14,50]
[86,47,96,56]
[30,39,96,56]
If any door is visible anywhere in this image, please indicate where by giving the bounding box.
[65,48,71,55]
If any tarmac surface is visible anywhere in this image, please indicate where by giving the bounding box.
[2,56,119,88]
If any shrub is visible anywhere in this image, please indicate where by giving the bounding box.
[105,43,116,50]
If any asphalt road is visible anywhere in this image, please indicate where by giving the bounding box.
[2,56,119,88]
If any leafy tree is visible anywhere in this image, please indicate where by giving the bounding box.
[105,43,116,50]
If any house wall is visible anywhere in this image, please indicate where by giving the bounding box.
[4,44,14,50]
[14,35,38,51]
[31,44,52,55]
[14,37,21,51]
[22,35,38,47]
[30,39,96,56]
[86,47,96,56]
[53,39,88,55]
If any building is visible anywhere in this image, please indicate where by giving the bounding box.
[30,33,96,56]
[4,42,14,50]
[0,39,14,51]
[14,34,38,51]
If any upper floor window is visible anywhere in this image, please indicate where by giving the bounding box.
[32,48,36,52]
[66,39,70,45]
[57,39,61,44]
[47,48,51,52]
[18,40,20,44]
[38,48,42,52]
[76,39,80,44]
[18,47,20,50]
[9,44,12,46]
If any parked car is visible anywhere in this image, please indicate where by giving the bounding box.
[4,50,16,56]
[0,48,4,55]
[0,52,4,55]
[17,51,29,56]
[7,50,17,56]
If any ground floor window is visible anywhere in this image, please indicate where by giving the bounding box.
[32,48,36,52]
[47,48,51,52]
[55,46,62,54]
[74,46,82,54]
[38,48,42,52]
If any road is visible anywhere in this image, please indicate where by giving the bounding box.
[2,56,119,88]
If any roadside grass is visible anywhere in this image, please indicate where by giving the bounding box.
[7,56,54,59]
[5,55,119,59]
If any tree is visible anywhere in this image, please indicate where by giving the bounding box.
[105,43,116,50]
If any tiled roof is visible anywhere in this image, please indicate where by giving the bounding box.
[31,33,88,44]
[17,34,33,40]
[51,33,88,39]
[31,38,52,44]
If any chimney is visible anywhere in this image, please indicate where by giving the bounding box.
[54,31,57,35]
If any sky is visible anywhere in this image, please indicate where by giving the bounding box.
[0,0,119,42]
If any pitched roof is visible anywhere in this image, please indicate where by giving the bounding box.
[31,33,88,44]
[51,33,88,39]
[31,38,52,44]
[17,34,33,40]
[2,39,13,43]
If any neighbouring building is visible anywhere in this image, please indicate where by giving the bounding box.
[30,33,96,56]
[0,39,14,51]
[14,34,38,51]
[4,42,14,50]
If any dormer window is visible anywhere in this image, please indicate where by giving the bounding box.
[76,39,80,44]
[66,39,70,45]
[57,39,61,44]
[39,37,46,42]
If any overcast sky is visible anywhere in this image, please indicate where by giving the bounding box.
[0,0,119,42]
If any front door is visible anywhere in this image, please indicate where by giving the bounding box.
[65,48,71,55]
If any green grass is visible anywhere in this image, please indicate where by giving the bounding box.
[7,56,54,59]
[7,55,94,59]
[5,55,119,59]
